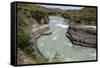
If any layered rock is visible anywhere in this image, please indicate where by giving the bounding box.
[31,15,50,39]
[66,25,96,48]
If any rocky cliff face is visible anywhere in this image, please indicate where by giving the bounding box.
[66,25,96,48]
[31,15,50,38]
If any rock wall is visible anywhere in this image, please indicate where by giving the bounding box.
[31,24,49,39]
[66,25,96,48]
[31,15,50,39]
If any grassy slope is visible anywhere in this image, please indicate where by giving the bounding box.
[66,7,96,25]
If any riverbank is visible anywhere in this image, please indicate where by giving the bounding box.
[17,5,51,64]
[66,25,96,48]
[31,25,52,62]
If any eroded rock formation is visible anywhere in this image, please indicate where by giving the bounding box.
[66,25,96,48]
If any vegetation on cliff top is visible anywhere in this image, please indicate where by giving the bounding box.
[66,7,96,25]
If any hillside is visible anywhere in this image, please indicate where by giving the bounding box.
[66,7,97,25]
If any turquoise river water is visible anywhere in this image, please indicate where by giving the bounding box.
[37,16,96,62]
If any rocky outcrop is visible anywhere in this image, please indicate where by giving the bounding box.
[31,15,50,39]
[41,16,49,24]
[31,24,50,39]
[66,25,96,48]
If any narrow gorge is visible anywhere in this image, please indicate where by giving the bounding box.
[17,3,97,64]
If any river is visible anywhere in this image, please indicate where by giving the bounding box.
[37,16,96,62]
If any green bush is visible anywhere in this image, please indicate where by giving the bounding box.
[17,30,32,49]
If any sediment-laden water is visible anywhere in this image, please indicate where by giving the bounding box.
[37,16,96,62]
